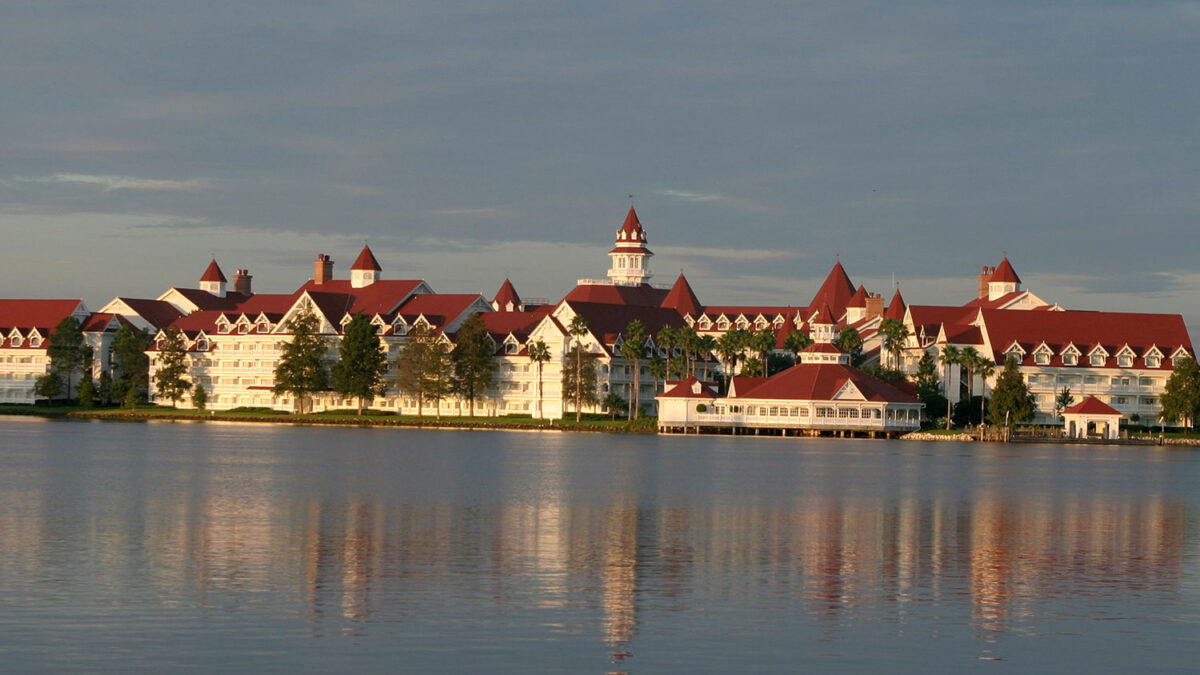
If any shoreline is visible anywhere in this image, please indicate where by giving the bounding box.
[3,408,1198,445]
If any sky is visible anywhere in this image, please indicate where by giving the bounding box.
[3,1,1199,331]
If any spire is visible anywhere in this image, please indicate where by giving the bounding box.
[987,256,1021,300]
[351,245,382,271]
[990,257,1021,284]
[809,303,838,344]
[662,273,702,317]
[847,284,869,309]
[884,288,907,321]
[617,206,647,243]
[199,259,227,297]
[200,259,227,283]
[492,278,522,312]
[350,245,382,288]
[808,261,856,319]
[608,206,653,285]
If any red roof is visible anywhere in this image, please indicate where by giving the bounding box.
[113,298,184,329]
[0,299,85,332]
[979,308,1192,368]
[733,363,920,404]
[847,285,869,309]
[492,278,522,311]
[618,206,647,242]
[661,274,703,317]
[565,301,689,356]
[351,245,382,271]
[295,279,425,318]
[1063,396,1122,416]
[481,305,553,342]
[808,262,856,319]
[884,289,907,321]
[964,291,1028,309]
[990,257,1021,284]
[802,342,843,354]
[810,303,836,325]
[562,283,669,307]
[200,259,227,283]
[659,376,719,399]
[166,288,246,312]
[394,294,485,332]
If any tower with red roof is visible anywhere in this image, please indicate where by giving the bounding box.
[199,260,227,298]
[350,245,382,289]
[607,206,653,285]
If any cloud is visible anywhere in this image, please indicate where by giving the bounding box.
[657,189,724,202]
[432,207,501,216]
[20,173,213,192]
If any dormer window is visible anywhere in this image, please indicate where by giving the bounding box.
[1063,352,1078,366]
[698,318,712,331]
[238,324,250,334]
[1146,354,1161,368]
[1118,354,1133,368]
[773,316,785,327]
[754,318,768,330]
[257,322,269,333]
[505,342,519,355]
[736,318,749,329]
[1090,353,1106,367]
[196,339,209,351]
[11,336,23,348]
[717,318,730,331]
[1007,347,1024,363]
[218,324,230,334]
[1035,351,1049,365]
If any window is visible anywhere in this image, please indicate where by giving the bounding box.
[1146,355,1161,368]
[1090,353,1106,366]
[1035,351,1050,365]
[717,319,730,331]
[1118,354,1133,368]
[258,323,269,333]
[505,343,518,354]
[1063,353,1078,366]
[218,324,230,334]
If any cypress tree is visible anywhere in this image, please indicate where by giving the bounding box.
[331,313,389,415]
[273,310,329,413]
[451,313,494,417]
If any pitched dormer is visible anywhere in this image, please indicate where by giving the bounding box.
[1116,344,1137,368]
[1061,343,1081,366]
[1032,342,1054,365]
[1144,345,1164,369]
[1087,344,1109,367]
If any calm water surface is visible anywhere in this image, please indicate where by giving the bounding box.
[1,417,1197,673]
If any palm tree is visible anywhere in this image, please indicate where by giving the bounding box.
[976,355,996,425]
[715,329,747,391]
[527,339,551,419]
[940,344,961,429]
[648,356,667,396]
[657,325,678,372]
[960,346,980,405]
[568,315,590,422]
[619,319,648,419]
[675,325,700,377]
[751,328,776,375]
[784,330,813,363]
[879,318,910,371]
[696,334,717,381]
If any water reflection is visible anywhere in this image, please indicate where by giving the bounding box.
[0,420,1194,671]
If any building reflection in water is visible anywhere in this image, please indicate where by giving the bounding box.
[0,443,1190,664]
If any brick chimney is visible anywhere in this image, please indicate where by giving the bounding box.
[314,254,334,285]
[977,266,991,299]
[232,269,253,296]
[864,292,885,319]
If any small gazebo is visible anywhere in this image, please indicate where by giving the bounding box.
[1062,396,1123,440]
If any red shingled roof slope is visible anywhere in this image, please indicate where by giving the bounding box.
[661,274,703,317]
[200,260,227,283]
[980,308,1192,367]
[351,245,382,271]
[1063,396,1122,416]
[808,262,856,319]
[734,363,920,403]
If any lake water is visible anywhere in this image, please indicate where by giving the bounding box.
[1,417,1197,673]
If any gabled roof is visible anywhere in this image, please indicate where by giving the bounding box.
[492,278,522,311]
[481,305,554,343]
[884,289,906,321]
[661,273,702,317]
[393,294,487,332]
[563,301,689,356]
[351,245,382,271]
[808,261,856,319]
[0,299,86,332]
[562,283,669,307]
[294,279,426,317]
[1063,396,1122,417]
[200,259,227,283]
[659,376,719,399]
[732,363,920,404]
[978,308,1192,368]
[164,287,247,312]
[810,303,836,325]
[990,257,1021,284]
[111,298,185,329]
